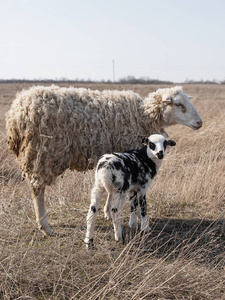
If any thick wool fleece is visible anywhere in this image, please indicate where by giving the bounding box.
[6,85,180,187]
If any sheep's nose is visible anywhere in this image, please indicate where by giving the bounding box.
[157,151,164,159]
[196,121,203,128]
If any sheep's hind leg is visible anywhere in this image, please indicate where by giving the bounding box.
[32,185,52,236]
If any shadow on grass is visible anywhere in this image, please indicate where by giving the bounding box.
[122,218,225,267]
[50,217,225,266]
[91,217,225,267]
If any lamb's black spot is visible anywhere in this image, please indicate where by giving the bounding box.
[91,205,96,213]
[129,191,138,212]
[113,161,123,170]
[107,162,115,170]
[112,174,116,183]
[149,142,156,151]
[112,208,118,213]
[97,161,107,171]
[127,146,157,180]
[139,195,147,217]
[122,178,130,191]
[163,140,168,150]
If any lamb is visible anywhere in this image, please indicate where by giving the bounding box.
[84,134,176,247]
[5,85,202,236]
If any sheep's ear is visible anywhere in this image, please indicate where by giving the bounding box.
[162,96,173,104]
[142,137,149,145]
[167,140,176,147]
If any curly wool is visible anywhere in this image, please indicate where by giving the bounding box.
[6,85,181,187]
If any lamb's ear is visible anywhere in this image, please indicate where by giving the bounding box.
[142,137,149,145]
[162,96,173,104]
[167,140,176,147]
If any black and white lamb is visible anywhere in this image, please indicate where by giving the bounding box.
[85,134,176,247]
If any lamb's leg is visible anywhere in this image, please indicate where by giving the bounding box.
[31,185,52,236]
[111,193,126,242]
[84,185,103,248]
[139,194,151,233]
[128,191,138,229]
[104,193,113,220]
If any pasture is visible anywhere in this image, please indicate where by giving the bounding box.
[0,83,225,299]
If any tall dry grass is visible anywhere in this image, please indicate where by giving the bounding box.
[0,83,225,299]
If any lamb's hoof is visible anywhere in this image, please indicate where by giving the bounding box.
[115,234,124,244]
[115,238,124,245]
[104,212,112,220]
[128,221,138,230]
[142,226,151,233]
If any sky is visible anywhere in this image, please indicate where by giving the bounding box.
[0,0,225,82]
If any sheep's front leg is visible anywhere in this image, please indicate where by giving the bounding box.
[111,193,126,242]
[84,186,103,248]
[31,185,52,236]
[139,194,151,233]
[128,191,138,229]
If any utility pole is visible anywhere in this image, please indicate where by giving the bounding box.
[112,60,115,82]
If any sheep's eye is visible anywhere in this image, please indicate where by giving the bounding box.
[175,103,186,112]
[175,103,183,107]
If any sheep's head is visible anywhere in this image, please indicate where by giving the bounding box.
[142,134,176,160]
[160,87,203,130]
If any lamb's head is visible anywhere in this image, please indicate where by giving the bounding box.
[160,86,203,130]
[142,134,176,160]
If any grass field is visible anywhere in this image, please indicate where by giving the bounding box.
[0,83,225,299]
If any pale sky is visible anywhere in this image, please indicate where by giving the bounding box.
[0,0,225,82]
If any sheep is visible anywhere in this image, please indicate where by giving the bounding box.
[84,134,176,247]
[5,85,202,236]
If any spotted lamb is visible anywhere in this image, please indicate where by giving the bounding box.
[85,134,176,247]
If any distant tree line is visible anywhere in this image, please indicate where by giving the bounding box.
[117,76,173,84]
[0,76,224,84]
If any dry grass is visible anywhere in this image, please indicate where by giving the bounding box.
[0,83,225,299]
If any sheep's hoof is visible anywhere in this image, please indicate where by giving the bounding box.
[84,238,94,249]
[40,225,53,237]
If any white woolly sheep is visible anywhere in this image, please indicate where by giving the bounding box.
[5,85,202,236]
[84,134,176,247]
